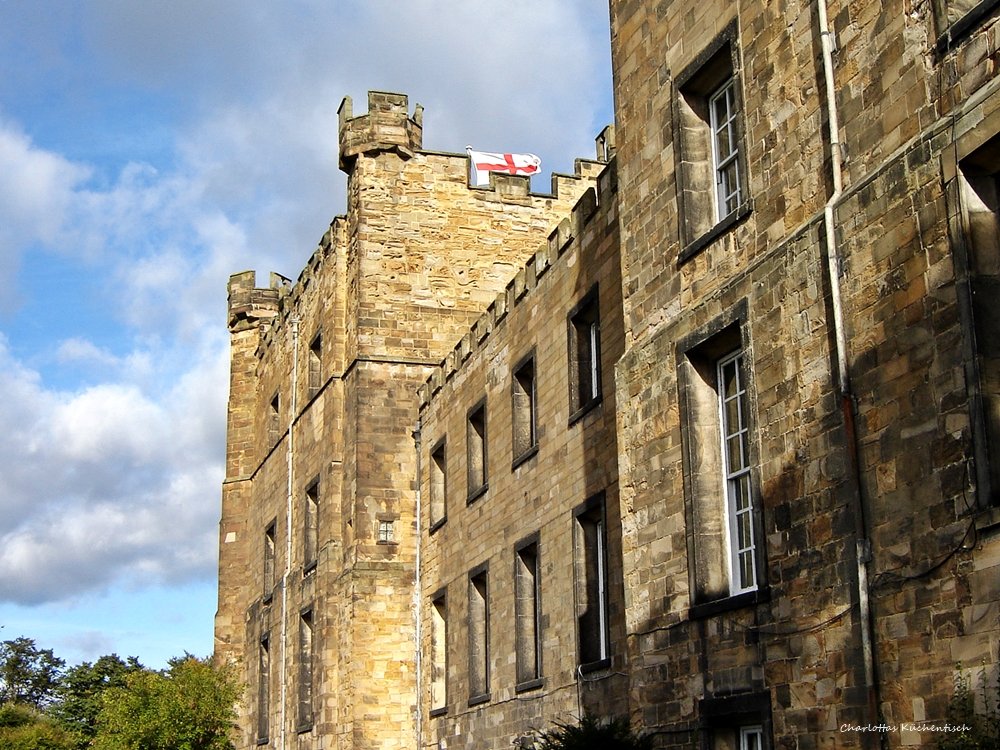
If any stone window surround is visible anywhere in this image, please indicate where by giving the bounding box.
[573,491,611,673]
[933,0,1000,54]
[296,607,314,733]
[430,587,448,717]
[514,532,543,692]
[263,520,277,603]
[676,300,769,618]
[429,437,448,532]
[467,398,489,503]
[511,349,539,468]
[673,19,752,264]
[467,562,490,705]
[303,477,319,574]
[257,632,271,745]
[567,285,603,425]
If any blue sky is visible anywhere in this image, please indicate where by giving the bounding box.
[0,1,613,669]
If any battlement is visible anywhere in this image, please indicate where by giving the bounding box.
[227,271,280,333]
[418,157,618,409]
[338,91,424,172]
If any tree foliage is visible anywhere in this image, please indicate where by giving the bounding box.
[0,637,65,708]
[51,654,145,748]
[93,655,240,750]
[0,703,76,750]
[534,714,654,750]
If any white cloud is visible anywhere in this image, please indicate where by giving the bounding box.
[0,334,225,605]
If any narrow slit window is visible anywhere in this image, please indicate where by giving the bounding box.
[430,439,447,527]
[467,401,488,499]
[304,480,319,571]
[431,594,447,712]
[297,610,314,729]
[512,355,537,463]
[269,392,280,444]
[515,540,541,686]
[263,522,276,599]
[468,568,489,701]
[308,333,322,398]
[574,498,609,667]
[568,289,601,420]
[257,635,270,742]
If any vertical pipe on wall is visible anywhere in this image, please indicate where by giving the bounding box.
[413,418,424,750]
[279,317,300,750]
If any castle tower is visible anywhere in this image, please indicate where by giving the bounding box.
[216,91,604,749]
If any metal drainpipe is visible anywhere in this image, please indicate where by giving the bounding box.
[816,0,881,733]
[279,317,300,750]
[412,418,424,750]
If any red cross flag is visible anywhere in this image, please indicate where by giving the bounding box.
[467,148,542,186]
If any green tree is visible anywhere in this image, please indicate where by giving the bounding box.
[0,703,76,750]
[51,654,144,748]
[93,655,241,750]
[534,714,654,750]
[0,637,65,708]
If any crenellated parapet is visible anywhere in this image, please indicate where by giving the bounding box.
[227,271,280,334]
[338,91,423,173]
[418,158,618,409]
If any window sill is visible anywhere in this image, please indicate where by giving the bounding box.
[688,587,769,620]
[262,592,273,606]
[256,737,269,746]
[515,677,545,693]
[678,201,752,265]
[303,560,317,577]
[569,395,602,427]
[296,723,313,735]
[578,657,612,675]
[935,0,1000,55]
[511,444,539,470]
[430,706,448,718]
[468,692,491,707]
[467,483,489,505]
[429,516,447,534]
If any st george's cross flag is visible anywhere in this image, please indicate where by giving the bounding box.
[467,148,542,186]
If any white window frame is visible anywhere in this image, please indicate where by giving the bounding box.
[740,725,764,750]
[709,77,742,221]
[718,349,757,595]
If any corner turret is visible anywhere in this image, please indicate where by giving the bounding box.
[338,91,424,172]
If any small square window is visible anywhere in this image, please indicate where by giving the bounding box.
[377,520,394,544]
[512,354,538,465]
[568,287,601,423]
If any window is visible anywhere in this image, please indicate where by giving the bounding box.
[263,522,276,601]
[467,565,489,703]
[257,634,270,743]
[574,495,609,669]
[268,392,280,444]
[430,439,447,529]
[514,537,542,688]
[955,140,1000,507]
[297,610,314,730]
[675,21,749,259]
[719,350,756,594]
[467,400,488,501]
[308,333,322,398]
[933,0,1000,51]
[304,480,319,572]
[512,353,538,465]
[377,519,395,544]
[678,313,765,611]
[568,287,601,421]
[700,693,771,750]
[430,591,447,714]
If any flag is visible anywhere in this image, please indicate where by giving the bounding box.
[467,148,542,186]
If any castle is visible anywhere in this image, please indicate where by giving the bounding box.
[216,1,1000,749]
